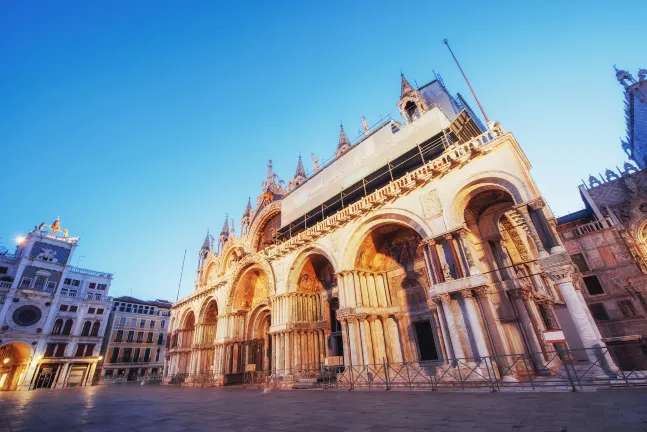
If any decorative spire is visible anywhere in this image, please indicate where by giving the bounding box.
[338,123,350,150]
[220,214,229,237]
[243,197,252,218]
[201,229,212,251]
[400,73,414,98]
[294,155,306,179]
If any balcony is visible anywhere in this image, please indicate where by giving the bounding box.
[560,218,614,240]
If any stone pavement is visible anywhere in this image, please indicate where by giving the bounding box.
[0,385,646,432]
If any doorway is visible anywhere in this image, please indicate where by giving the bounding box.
[414,321,438,361]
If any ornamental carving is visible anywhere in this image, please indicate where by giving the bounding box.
[420,189,442,218]
[545,265,575,285]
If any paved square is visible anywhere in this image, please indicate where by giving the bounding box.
[1,385,646,431]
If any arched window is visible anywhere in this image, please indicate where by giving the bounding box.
[405,101,420,121]
[52,319,63,335]
[81,321,92,336]
[62,319,74,335]
[91,321,100,337]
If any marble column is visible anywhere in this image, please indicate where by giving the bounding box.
[387,316,404,363]
[460,290,490,359]
[370,316,387,365]
[358,316,374,365]
[438,294,465,360]
[516,204,549,258]
[445,233,465,279]
[430,305,448,361]
[432,298,455,363]
[341,320,351,367]
[457,228,480,276]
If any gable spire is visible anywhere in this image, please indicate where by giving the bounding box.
[294,154,306,179]
[220,214,229,236]
[201,229,212,251]
[243,197,252,218]
[338,123,350,149]
[400,73,414,98]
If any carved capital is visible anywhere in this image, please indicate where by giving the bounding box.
[422,238,436,246]
[527,198,545,210]
[545,265,575,285]
[459,289,474,299]
[474,286,490,297]
[436,293,452,304]
[443,233,454,241]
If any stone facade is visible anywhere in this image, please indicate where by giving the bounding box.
[0,219,113,390]
[99,296,171,383]
[165,73,609,386]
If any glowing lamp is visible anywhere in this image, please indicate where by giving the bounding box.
[2,358,8,364]
[35,355,42,361]
[98,356,103,361]
[15,236,26,245]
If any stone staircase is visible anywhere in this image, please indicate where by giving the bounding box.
[292,378,319,389]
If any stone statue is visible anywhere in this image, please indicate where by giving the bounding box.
[361,116,370,135]
[311,153,320,171]
[442,262,454,281]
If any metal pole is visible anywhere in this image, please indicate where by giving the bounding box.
[176,249,187,301]
[443,39,490,124]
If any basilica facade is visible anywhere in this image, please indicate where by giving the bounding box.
[165,73,608,386]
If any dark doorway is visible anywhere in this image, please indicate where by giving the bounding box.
[127,368,138,381]
[414,321,438,361]
[34,364,59,389]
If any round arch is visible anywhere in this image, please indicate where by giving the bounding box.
[179,308,197,329]
[0,341,32,360]
[198,296,220,324]
[226,255,275,312]
[286,244,339,294]
[246,201,281,253]
[341,208,433,270]
[446,171,533,230]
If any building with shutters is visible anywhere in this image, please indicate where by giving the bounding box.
[99,296,171,383]
[0,218,113,390]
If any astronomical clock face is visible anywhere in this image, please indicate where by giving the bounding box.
[29,242,70,265]
[7,302,47,332]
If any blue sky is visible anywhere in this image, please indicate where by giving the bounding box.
[1,1,645,301]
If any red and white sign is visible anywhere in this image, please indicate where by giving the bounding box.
[543,329,566,343]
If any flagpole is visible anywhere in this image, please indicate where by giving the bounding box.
[176,249,187,301]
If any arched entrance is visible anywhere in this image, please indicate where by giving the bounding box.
[291,252,339,370]
[352,223,440,364]
[178,311,196,375]
[197,299,218,374]
[0,342,31,391]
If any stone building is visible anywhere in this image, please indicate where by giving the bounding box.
[554,66,647,370]
[616,67,647,169]
[99,296,171,383]
[165,73,608,386]
[0,219,113,390]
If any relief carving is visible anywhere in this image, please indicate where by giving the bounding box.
[420,189,442,218]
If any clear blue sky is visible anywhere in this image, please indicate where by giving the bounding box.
[1,1,645,301]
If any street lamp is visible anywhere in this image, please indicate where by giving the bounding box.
[2,358,8,364]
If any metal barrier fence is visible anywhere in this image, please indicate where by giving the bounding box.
[166,345,647,392]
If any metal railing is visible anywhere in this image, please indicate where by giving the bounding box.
[561,218,614,239]
[166,345,647,392]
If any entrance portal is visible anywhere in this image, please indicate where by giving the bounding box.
[0,342,31,391]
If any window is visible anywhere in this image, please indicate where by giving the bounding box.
[118,304,125,312]
[59,304,69,312]
[95,294,101,300]
[155,348,160,362]
[130,318,137,327]
[143,348,151,362]
[52,319,63,335]
[618,300,637,318]
[150,320,155,328]
[98,283,107,290]
[140,319,145,328]
[133,348,141,362]
[89,282,96,289]
[571,253,590,272]
[88,308,96,314]
[583,275,604,295]
[116,330,123,342]
[161,320,165,328]
[96,308,104,315]
[46,281,57,292]
[69,290,77,297]
[110,347,119,363]
[136,332,144,343]
[75,344,86,357]
[20,277,32,288]
[157,333,164,345]
[104,369,113,378]
[126,304,132,313]
[0,266,7,274]
[119,317,126,326]
[81,321,92,336]
[147,332,153,343]
[44,343,56,357]
[70,305,78,312]
[60,288,68,296]
[85,344,95,356]
[72,279,80,287]
[91,322,100,336]
[123,348,132,363]
[55,343,67,357]
[64,278,72,285]
[127,331,134,342]
[62,319,73,335]
[87,293,93,300]
[149,307,155,315]
[589,303,610,321]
